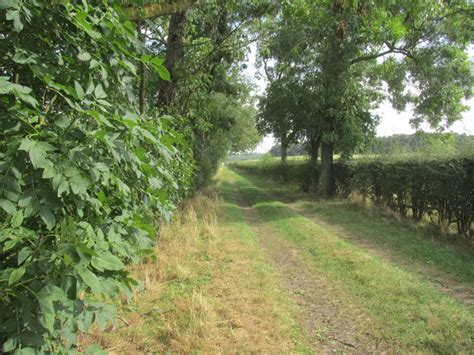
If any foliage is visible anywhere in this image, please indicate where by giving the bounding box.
[142,0,265,187]
[190,87,260,188]
[0,1,193,352]
[257,0,473,194]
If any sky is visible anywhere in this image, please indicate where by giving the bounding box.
[242,45,474,154]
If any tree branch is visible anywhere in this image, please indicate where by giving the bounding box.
[124,0,199,20]
[350,42,414,65]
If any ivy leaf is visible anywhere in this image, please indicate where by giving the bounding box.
[8,266,26,285]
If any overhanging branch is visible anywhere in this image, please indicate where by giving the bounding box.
[350,42,414,65]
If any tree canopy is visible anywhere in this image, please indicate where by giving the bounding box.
[257,0,473,195]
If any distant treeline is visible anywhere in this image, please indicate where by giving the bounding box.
[270,133,474,157]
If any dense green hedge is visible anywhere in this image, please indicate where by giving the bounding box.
[339,157,473,237]
[231,156,473,237]
[1,2,194,352]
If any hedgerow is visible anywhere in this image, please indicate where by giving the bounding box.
[1,2,193,352]
[231,155,473,237]
[340,157,473,237]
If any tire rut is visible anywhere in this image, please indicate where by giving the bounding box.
[233,186,386,354]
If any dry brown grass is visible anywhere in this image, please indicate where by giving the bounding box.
[81,185,305,353]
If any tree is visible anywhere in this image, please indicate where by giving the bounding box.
[140,0,269,185]
[259,0,473,196]
[258,75,304,165]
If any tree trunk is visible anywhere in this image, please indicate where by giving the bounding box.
[309,136,321,191]
[319,141,335,197]
[281,138,288,165]
[157,11,186,108]
[309,137,321,165]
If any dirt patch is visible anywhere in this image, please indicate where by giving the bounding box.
[236,189,387,354]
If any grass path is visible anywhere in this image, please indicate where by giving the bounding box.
[82,181,309,353]
[229,181,380,352]
[234,167,474,305]
[83,167,473,353]
[224,167,474,353]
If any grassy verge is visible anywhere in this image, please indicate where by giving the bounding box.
[81,183,308,353]
[226,168,474,353]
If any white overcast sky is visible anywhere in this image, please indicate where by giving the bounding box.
[243,44,474,153]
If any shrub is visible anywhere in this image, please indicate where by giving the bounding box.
[0,2,193,352]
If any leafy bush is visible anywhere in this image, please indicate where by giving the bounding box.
[231,155,474,237]
[1,2,193,352]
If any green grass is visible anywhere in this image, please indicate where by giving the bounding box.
[300,201,474,284]
[224,167,474,353]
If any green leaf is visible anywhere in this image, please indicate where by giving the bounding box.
[40,209,56,230]
[6,9,23,32]
[2,337,17,352]
[77,267,101,294]
[94,84,107,99]
[91,252,124,271]
[18,247,32,265]
[0,199,16,214]
[37,287,55,333]
[18,195,32,208]
[74,80,85,99]
[18,139,55,169]
[78,51,91,61]
[151,57,165,67]
[11,210,23,227]
[70,175,88,196]
[12,51,36,64]
[8,266,26,285]
[156,65,171,81]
